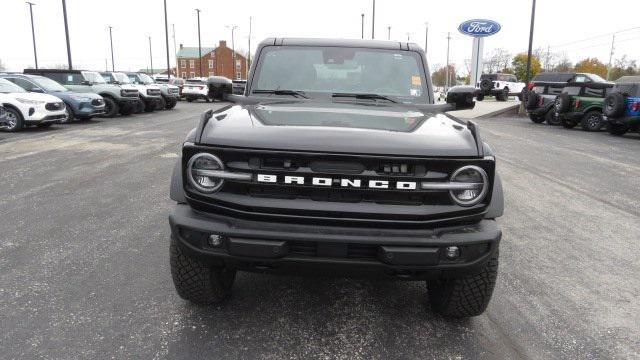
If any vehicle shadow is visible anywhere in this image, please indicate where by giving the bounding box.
[163,273,483,359]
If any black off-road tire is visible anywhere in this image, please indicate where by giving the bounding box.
[144,100,156,112]
[603,92,625,118]
[428,251,499,318]
[607,123,629,136]
[170,237,236,304]
[581,111,604,132]
[165,98,177,109]
[555,93,571,114]
[156,97,166,111]
[476,93,484,101]
[545,108,561,125]
[496,89,508,102]
[102,97,119,118]
[528,114,545,123]
[525,91,540,110]
[480,79,493,92]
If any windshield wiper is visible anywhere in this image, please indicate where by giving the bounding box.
[252,89,309,98]
[331,93,398,103]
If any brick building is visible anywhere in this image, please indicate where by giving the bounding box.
[176,40,247,80]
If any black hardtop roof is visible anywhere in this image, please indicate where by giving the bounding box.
[24,68,89,74]
[258,38,420,51]
[615,75,640,84]
[532,72,576,82]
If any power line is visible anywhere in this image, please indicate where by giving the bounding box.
[549,26,640,50]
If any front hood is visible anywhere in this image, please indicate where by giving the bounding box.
[53,91,102,100]
[4,92,63,103]
[199,101,480,157]
[120,84,138,91]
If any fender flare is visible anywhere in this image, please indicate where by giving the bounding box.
[485,172,504,219]
[169,157,186,203]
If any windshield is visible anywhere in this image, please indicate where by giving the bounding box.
[588,74,607,83]
[114,73,131,84]
[138,74,155,84]
[0,78,27,93]
[252,46,428,103]
[32,76,69,92]
[82,71,106,84]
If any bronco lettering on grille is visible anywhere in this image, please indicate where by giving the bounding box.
[256,174,417,190]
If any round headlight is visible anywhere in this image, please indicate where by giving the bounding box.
[187,153,225,193]
[449,165,488,206]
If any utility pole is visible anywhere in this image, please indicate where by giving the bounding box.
[606,34,615,80]
[227,25,238,79]
[387,26,391,40]
[172,24,177,63]
[360,14,364,39]
[525,0,537,83]
[148,36,153,75]
[545,45,550,71]
[105,58,107,72]
[406,32,410,42]
[247,16,252,79]
[195,9,202,77]
[424,22,429,54]
[445,32,451,90]
[108,26,114,71]
[61,0,72,69]
[371,0,375,39]
[26,2,38,69]
[164,0,171,79]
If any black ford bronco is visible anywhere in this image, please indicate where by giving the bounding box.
[168,38,504,318]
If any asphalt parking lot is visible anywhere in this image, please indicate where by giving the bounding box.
[1,103,639,359]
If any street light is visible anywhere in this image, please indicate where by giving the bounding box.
[371,0,375,39]
[148,36,153,75]
[61,0,72,69]
[26,2,38,69]
[195,8,202,77]
[164,0,171,79]
[226,25,238,79]
[360,13,364,39]
[525,0,537,82]
[424,22,429,54]
[387,26,391,40]
[108,26,114,71]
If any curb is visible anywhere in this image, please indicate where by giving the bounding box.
[475,104,520,119]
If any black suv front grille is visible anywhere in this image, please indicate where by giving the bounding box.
[183,145,495,227]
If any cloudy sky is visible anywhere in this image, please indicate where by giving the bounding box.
[2,0,639,74]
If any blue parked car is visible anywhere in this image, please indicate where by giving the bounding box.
[603,75,640,136]
[0,74,106,122]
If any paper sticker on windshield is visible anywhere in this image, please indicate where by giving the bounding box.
[411,76,421,86]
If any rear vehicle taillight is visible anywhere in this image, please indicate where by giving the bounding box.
[632,102,640,111]
[574,99,581,109]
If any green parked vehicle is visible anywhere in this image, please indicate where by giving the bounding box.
[554,81,613,131]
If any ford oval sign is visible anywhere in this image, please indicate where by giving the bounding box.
[458,19,501,37]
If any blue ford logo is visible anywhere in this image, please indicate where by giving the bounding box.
[458,19,501,37]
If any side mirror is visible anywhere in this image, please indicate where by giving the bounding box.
[207,77,233,101]
[81,80,92,86]
[31,87,45,93]
[446,86,476,111]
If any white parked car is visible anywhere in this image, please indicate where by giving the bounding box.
[182,78,210,102]
[0,78,67,132]
[476,73,526,101]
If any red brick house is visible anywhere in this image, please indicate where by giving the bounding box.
[176,40,247,80]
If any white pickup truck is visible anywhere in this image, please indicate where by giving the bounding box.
[476,73,526,101]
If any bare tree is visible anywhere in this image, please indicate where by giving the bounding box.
[482,48,511,73]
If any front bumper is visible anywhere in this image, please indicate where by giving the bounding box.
[75,101,106,117]
[169,204,501,279]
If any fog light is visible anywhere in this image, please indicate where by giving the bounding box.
[208,234,223,247]
[445,246,460,259]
